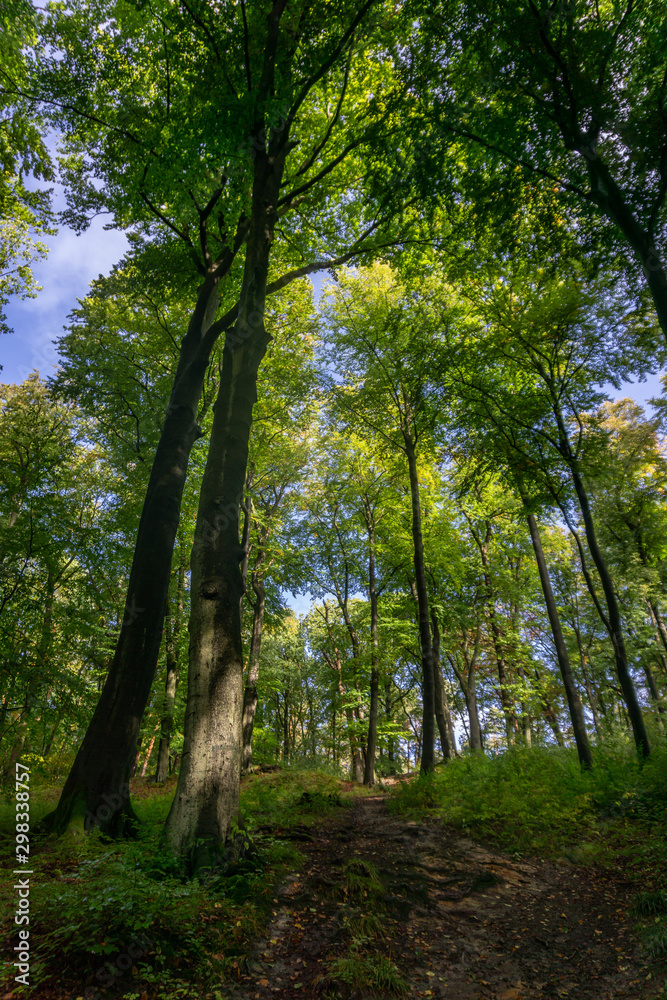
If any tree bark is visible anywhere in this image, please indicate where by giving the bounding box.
[430,612,455,760]
[468,517,516,745]
[163,139,285,869]
[155,545,186,783]
[524,508,592,768]
[553,404,650,757]
[241,568,266,773]
[583,152,667,343]
[404,435,436,773]
[363,522,379,786]
[449,644,482,752]
[648,600,667,667]
[40,275,225,836]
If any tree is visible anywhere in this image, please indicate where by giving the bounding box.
[0,0,53,339]
[321,262,461,773]
[40,0,412,837]
[447,264,658,755]
[415,0,667,339]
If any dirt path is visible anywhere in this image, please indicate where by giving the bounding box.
[229,794,658,1000]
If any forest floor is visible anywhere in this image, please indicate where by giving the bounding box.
[1,768,664,1000]
[222,791,660,1000]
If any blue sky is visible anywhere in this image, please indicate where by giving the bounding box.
[1,215,129,385]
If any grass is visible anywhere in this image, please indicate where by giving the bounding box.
[327,952,408,996]
[389,735,667,863]
[0,767,355,999]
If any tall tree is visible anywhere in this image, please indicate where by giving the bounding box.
[415,0,667,338]
[322,263,460,773]
[40,0,411,837]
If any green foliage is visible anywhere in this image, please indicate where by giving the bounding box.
[0,0,54,336]
[390,739,667,859]
[240,768,351,831]
[327,952,407,996]
[0,775,318,994]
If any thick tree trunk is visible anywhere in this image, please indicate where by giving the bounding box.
[404,437,436,774]
[241,570,266,773]
[554,406,650,757]
[163,147,284,869]
[524,509,592,768]
[41,277,223,837]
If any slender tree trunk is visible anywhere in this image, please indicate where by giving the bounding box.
[155,546,186,783]
[575,635,603,740]
[163,144,285,868]
[471,519,516,744]
[466,679,483,751]
[642,661,665,723]
[404,436,436,773]
[451,652,482,751]
[363,524,380,786]
[430,612,455,760]
[282,691,290,764]
[140,723,160,778]
[241,570,266,773]
[648,600,667,668]
[385,680,396,774]
[524,508,592,768]
[554,405,650,757]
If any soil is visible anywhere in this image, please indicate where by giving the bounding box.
[227,794,661,1000]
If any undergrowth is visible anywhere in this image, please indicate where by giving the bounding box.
[389,737,667,862]
[0,768,354,999]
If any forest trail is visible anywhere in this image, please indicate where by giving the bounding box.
[227,794,656,1000]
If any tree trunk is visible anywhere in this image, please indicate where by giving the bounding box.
[648,600,667,668]
[642,660,665,722]
[385,680,396,774]
[140,723,160,778]
[471,519,516,744]
[575,635,604,740]
[163,145,284,869]
[430,612,455,760]
[41,275,224,837]
[466,682,483,751]
[554,405,650,757]
[404,436,436,774]
[363,523,380,786]
[155,545,186,783]
[241,569,266,773]
[524,508,592,768]
[583,152,667,343]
